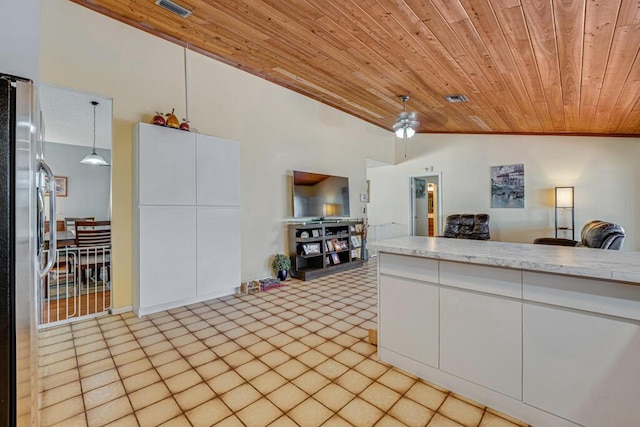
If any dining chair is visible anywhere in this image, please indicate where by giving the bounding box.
[64,216,95,234]
[74,220,111,288]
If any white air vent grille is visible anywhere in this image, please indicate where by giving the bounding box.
[155,0,192,18]
[445,94,469,103]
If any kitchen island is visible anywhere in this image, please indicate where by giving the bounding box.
[370,237,640,427]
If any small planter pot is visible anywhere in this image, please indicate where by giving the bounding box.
[277,270,288,281]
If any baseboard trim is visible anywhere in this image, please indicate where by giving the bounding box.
[110,306,133,315]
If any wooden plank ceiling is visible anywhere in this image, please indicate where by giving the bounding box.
[71,0,640,136]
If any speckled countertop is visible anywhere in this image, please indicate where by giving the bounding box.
[369,236,640,284]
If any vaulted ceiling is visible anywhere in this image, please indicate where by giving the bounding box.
[71,0,640,136]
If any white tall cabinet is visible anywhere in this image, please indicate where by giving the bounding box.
[133,123,240,316]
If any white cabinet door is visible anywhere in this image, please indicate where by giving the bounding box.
[196,207,241,296]
[139,206,197,309]
[196,134,240,206]
[137,123,196,206]
[523,303,640,426]
[379,275,439,368]
[440,288,522,399]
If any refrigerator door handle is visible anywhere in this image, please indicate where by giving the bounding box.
[38,159,56,277]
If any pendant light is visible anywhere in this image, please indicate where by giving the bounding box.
[393,95,420,139]
[80,101,109,166]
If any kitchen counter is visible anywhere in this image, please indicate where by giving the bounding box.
[372,237,640,427]
[369,236,640,283]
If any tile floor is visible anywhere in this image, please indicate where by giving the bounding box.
[38,260,529,427]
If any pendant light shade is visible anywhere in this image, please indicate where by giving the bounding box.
[81,101,109,166]
[392,95,419,139]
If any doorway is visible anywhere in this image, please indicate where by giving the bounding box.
[409,172,442,237]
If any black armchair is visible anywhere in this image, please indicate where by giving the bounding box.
[443,214,490,240]
[534,220,625,250]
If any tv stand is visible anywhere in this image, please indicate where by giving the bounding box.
[288,220,365,280]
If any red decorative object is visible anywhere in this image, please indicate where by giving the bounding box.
[152,112,165,126]
[180,119,190,131]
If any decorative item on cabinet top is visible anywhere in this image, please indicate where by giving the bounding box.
[150,108,192,131]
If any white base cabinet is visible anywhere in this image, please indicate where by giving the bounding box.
[377,252,640,427]
[134,123,240,316]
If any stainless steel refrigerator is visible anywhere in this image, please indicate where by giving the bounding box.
[0,73,57,425]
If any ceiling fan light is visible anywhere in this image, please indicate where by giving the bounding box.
[405,127,415,138]
[393,95,419,139]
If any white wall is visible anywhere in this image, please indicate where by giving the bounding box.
[40,0,394,307]
[0,0,39,81]
[368,134,640,251]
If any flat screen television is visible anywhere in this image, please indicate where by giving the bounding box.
[292,170,350,219]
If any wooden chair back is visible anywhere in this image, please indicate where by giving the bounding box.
[65,217,95,234]
[44,220,65,233]
[74,221,111,247]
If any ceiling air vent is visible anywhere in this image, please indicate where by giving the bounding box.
[155,0,192,18]
[445,94,469,103]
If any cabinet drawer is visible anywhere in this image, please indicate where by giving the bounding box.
[523,272,640,321]
[440,261,521,298]
[379,253,438,283]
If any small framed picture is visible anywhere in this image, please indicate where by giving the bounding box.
[351,249,357,259]
[326,256,331,265]
[44,176,67,197]
[325,240,334,252]
[331,252,340,264]
[351,236,361,247]
[300,231,309,238]
[312,229,320,237]
[331,238,340,251]
[350,225,355,232]
[355,223,363,233]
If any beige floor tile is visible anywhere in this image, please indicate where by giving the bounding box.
[274,359,309,380]
[297,349,329,368]
[439,396,484,427]
[149,350,183,368]
[377,369,416,394]
[41,381,82,408]
[428,414,465,427]
[40,396,85,427]
[266,383,308,412]
[354,359,389,380]
[236,398,283,427]
[389,397,434,427]
[40,340,75,357]
[334,349,366,367]
[42,368,80,391]
[77,349,112,368]
[105,333,136,347]
[128,381,171,410]
[122,369,161,393]
[49,412,88,427]
[212,415,245,427]
[292,370,331,394]
[186,349,216,367]
[144,341,173,356]
[174,382,215,411]
[250,370,288,395]
[86,396,133,427]
[288,397,333,427]
[479,412,526,427]
[138,333,166,347]
[360,382,401,412]
[164,326,190,339]
[165,369,204,393]
[246,340,277,357]
[157,359,191,379]
[158,415,192,427]
[299,333,326,347]
[313,383,355,412]
[39,357,77,378]
[260,350,291,368]
[374,415,408,427]
[207,370,245,395]
[117,358,153,379]
[39,348,76,369]
[267,333,295,348]
[280,341,311,357]
[186,398,233,427]
[177,341,207,357]
[221,383,262,411]
[113,349,147,367]
[110,341,141,356]
[405,382,448,411]
[81,368,120,392]
[321,414,354,426]
[134,397,182,427]
[223,349,254,367]
[335,369,373,394]
[79,358,116,378]
[485,408,529,427]
[83,381,126,410]
[268,415,299,426]
[196,359,230,380]
[315,341,344,357]
[332,334,359,348]
[213,340,242,357]
[338,397,385,427]
[236,359,270,380]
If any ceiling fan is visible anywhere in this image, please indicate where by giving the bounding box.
[393,95,420,139]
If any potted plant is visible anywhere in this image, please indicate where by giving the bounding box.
[272,254,291,281]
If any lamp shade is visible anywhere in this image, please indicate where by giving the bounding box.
[555,187,574,208]
[81,150,109,166]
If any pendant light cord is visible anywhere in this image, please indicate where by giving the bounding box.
[92,101,99,154]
